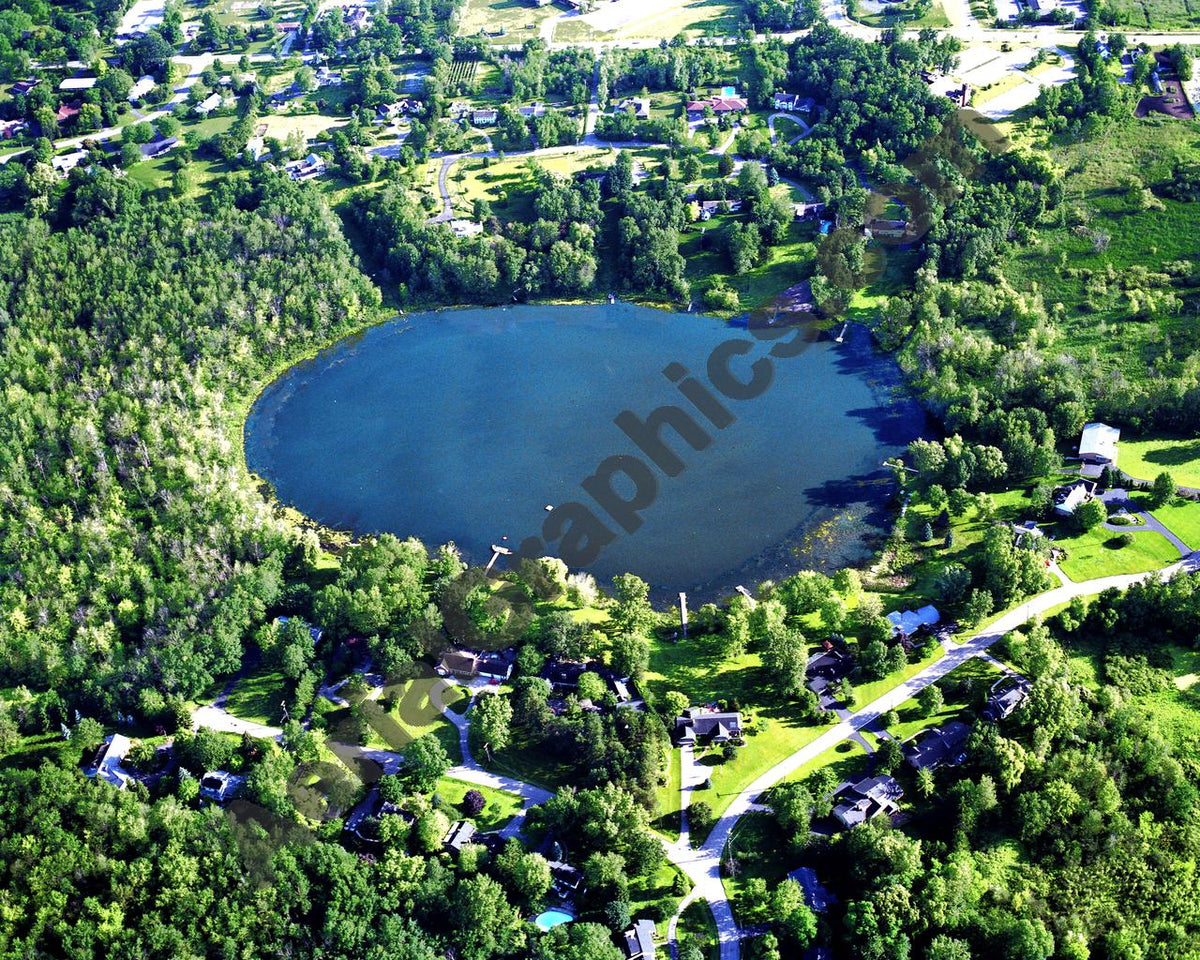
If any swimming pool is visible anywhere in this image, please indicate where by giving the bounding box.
[533,909,573,931]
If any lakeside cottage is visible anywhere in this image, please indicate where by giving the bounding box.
[887,604,940,638]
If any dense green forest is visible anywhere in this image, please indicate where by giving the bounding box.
[0,172,380,712]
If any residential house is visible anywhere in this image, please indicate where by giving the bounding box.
[447,101,471,120]
[983,677,1031,722]
[945,83,970,107]
[1078,422,1120,466]
[0,120,27,139]
[832,775,903,829]
[194,92,222,116]
[685,95,748,119]
[806,645,853,697]
[443,819,477,853]
[471,107,498,125]
[316,66,343,87]
[199,769,245,804]
[275,615,325,643]
[376,99,420,122]
[448,219,485,238]
[698,198,742,220]
[903,719,971,771]
[51,149,88,177]
[674,707,743,745]
[788,866,835,913]
[435,647,513,682]
[56,103,80,124]
[887,605,940,639]
[616,97,651,119]
[128,75,156,101]
[1012,519,1044,546]
[245,136,268,162]
[344,6,371,31]
[623,918,657,959]
[794,201,827,220]
[1052,478,1095,517]
[87,733,133,789]
[139,137,178,159]
[518,101,546,118]
[772,92,815,113]
[345,784,411,845]
[10,78,40,96]
[548,859,583,897]
[865,218,908,239]
[541,658,589,691]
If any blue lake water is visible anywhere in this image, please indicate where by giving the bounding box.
[245,304,929,599]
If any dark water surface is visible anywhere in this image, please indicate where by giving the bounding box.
[245,304,928,599]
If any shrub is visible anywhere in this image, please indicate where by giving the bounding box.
[462,789,486,816]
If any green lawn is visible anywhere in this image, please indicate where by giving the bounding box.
[721,812,794,924]
[1147,498,1200,552]
[849,640,944,708]
[225,668,288,726]
[470,724,574,794]
[1053,522,1179,582]
[1121,436,1200,489]
[646,632,827,821]
[435,776,525,831]
[654,748,683,840]
[885,657,1002,744]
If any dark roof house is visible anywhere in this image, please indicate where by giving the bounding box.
[443,819,477,853]
[623,918,657,958]
[674,707,742,745]
[903,720,971,771]
[983,678,1031,722]
[832,775,903,829]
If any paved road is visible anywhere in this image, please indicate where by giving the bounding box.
[1101,487,1193,555]
[666,555,1198,960]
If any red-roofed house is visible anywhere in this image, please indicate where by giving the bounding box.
[56,103,80,124]
[686,95,748,120]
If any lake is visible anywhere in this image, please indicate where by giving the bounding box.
[245,303,929,599]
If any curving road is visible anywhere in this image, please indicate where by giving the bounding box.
[666,553,1199,960]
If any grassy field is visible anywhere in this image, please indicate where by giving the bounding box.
[458,0,558,40]
[225,668,288,726]
[1121,436,1200,488]
[856,0,951,28]
[554,0,742,43]
[1147,497,1200,551]
[435,776,525,831]
[1053,522,1180,582]
[1102,0,1200,28]
[1002,120,1200,385]
[654,748,683,840]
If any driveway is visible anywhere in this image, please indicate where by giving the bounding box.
[1101,487,1192,555]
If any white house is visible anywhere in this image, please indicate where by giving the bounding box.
[50,150,89,177]
[128,75,156,101]
[88,733,133,789]
[194,92,222,116]
[1079,422,1120,466]
[448,219,484,238]
[1053,479,1094,516]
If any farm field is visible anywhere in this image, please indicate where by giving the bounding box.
[1103,0,1200,29]
[554,0,742,41]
